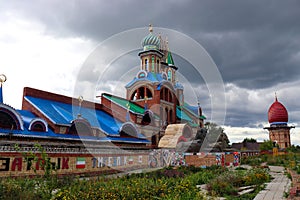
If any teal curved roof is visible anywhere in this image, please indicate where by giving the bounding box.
[102,93,160,120]
[142,33,160,50]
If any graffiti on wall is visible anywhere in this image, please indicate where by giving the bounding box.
[0,157,69,172]
[149,150,240,168]
[0,150,240,176]
[0,153,148,177]
[148,149,185,168]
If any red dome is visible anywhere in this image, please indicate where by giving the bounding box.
[268,97,288,124]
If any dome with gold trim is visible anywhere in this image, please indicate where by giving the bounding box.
[141,25,160,50]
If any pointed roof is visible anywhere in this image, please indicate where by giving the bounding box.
[166,51,175,65]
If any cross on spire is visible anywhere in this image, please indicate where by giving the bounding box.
[149,24,153,33]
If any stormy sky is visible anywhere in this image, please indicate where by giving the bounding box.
[1,0,300,144]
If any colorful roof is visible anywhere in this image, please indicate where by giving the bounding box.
[268,97,288,124]
[0,128,150,144]
[103,93,160,120]
[24,95,148,142]
[102,94,145,115]
[182,103,206,120]
[18,109,47,131]
[141,25,160,51]
[25,96,122,135]
[174,82,184,90]
[166,51,175,65]
[125,72,165,88]
[176,104,206,128]
[176,106,193,122]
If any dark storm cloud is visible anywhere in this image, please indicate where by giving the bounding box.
[3,0,300,89]
[2,0,300,134]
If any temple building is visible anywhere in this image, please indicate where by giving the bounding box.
[0,25,205,151]
[264,95,295,149]
[0,26,243,177]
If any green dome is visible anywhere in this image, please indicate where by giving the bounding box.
[141,33,160,50]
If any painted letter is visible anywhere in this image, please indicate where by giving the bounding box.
[62,158,69,169]
[124,156,127,166]
[12,157,22,171]
[0,158,10,171]
[108,157,112,167]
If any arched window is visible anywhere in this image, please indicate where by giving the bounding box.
[130,87,153,100]
[31,123,45,132]
[29,118,48,132]
[168,69,172,81]
[0,111,18,129]
[119,122,138,138]
[142,110,154,125]
[168,91,173,102]
[145,59,148,71]
[156,59,160,72]
[68,119,93,136]
[138,87,145,99]
[131,91,137,100]
[151,56,155,72]
[146,88,153,98]
[165,107,169,124]
[160,87,173,103]
[0,105,23,130]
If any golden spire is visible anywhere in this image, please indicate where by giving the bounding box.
[78,96,84,106]
[0,74,7,86]
[149,24,153,33]
[78,96,84,118]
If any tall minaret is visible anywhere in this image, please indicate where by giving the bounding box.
[138,24,164,73]
[264,94,295,148]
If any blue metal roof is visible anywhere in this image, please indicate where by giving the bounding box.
[25,96,122,136]
[183,103,199,116]
[125,72,165,88]
[182,103,206,120]
[23,96,149,144]
[101,136,150,144]
[0,128,150,144]
[18,109,38,129]
[174,82,184,90]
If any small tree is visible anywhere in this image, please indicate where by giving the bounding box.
[242,138,257,143]
[204,122,230,151]
[259,140,275,151]
[15,143,55,178]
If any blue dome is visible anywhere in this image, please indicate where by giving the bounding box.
[174,82,184,90]
[142,33,160,50]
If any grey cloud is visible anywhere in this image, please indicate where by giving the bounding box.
[2,0,300,139]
